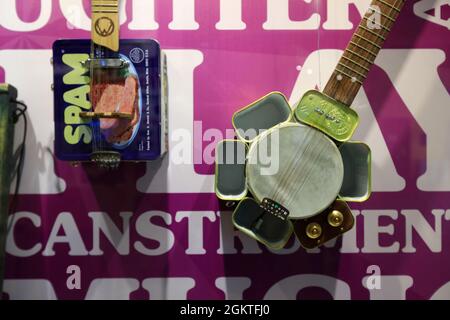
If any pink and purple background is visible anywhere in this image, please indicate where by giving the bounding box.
[1,0,450,300]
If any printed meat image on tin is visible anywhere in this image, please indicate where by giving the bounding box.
[91,74,140,145]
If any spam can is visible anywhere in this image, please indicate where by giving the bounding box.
[52,39,168,162]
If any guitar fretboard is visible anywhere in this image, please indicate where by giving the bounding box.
[323,0,406,106]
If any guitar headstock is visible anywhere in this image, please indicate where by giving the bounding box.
[91,0,120,52]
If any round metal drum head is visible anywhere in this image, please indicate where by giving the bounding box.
[246,123,344,219]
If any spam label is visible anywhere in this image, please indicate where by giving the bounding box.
[53,39,167,161]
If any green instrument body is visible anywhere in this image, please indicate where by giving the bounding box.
[0,84,17,293]
[294,90,359,142]
[214,0,406,249]
[215,91,371,249]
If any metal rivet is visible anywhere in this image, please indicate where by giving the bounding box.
[225,201,236,208]
[306,223,322,239]
[328,210,344,227]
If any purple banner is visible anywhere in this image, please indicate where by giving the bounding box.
[1,0,450,300]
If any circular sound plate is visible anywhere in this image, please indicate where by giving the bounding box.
[246,123,344,219]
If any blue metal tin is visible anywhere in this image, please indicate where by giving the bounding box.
[52,39,167,162]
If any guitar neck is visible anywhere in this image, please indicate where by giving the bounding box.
[89,0,121,158]
[91,0,120,52]
[323,0,406,106]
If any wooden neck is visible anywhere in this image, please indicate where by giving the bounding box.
[91,0,120,52]
[323,0,406,106]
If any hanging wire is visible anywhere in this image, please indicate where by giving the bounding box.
[316,0,322,90]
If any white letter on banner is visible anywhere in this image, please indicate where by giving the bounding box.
[401,209,444,253]
[136,50,212,193]
[134,211,175,256]
[60,0,127,31]
[264,0,320,30]
[3,280,57,300]
[376,50,450,191]
[0,0,52,31]
[361,210,399,253]
[89,212,132,256]
[142,278,195,300]
[129,0,158,30]
[6,212,42,257]
[42,212,88,256]
[175,211,216,254]
[264,275,351,300]
[362,276,413,300]
[216,0,246,30]
[215,277,251,300]
[323,0,371,30]
[85,279,140,300]
[169,0,199,30]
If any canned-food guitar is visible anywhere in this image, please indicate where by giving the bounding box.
[53,0,168,168]
[215,0,406,249]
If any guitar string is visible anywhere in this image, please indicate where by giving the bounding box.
[264,128,295,204]
[287,130,330,210]
[286,132,328,210]
[317,0,322,91]
[263,1,323,204]
[350,1,379,83]
[272,0,345,210]
[282,131,317,208]
[279,0,323,210]
[91,42,106,156]
[267,0,336,210]
[349,0,402,83]
[278,129,315,209]
[89,41,99,155]
[90,14,121,158]
[347,3,373,83]
[265,0,328,209]
[267,130,294,202]
[90,0,122,160]
[270,0,403,211]
[268,126,309,206]
[271,126,314,209]
[281,130,319,208]
[97,44,107,154]
[377,0,403,56]
[268,129,302,204]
